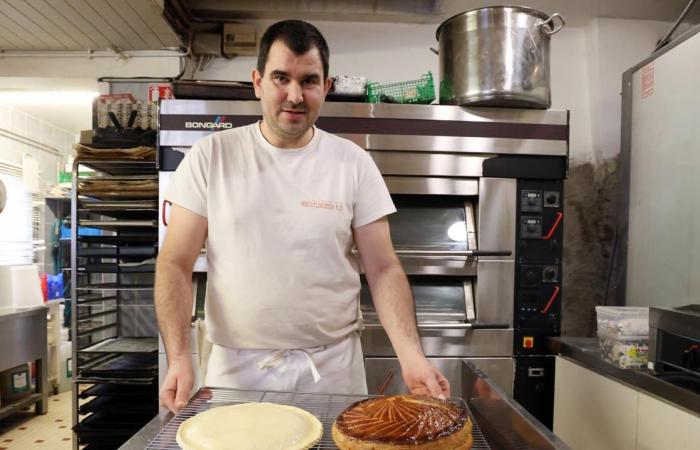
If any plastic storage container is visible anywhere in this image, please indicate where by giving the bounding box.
[596,306,649,369]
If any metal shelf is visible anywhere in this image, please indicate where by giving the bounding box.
[78,246,157,257]
[79,383,157,399]
[80,337,158,354]
[76,308,118,321]
[77,159,157,176]
[78,395,158,415]
[75,220,157,230]
[77,234,157,245]
[76,263,155,274]
[71,152,160,450]
[76,283,154,291]
[78,207,158,220]
[0,393,43,421]
[76,294,118,304]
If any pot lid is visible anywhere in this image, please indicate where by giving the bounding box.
[436,5,550,40]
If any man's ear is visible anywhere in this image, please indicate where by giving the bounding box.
[252,69,262,99]
[324,76,333,95]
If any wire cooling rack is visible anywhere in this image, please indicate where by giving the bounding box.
[146,387,490,449]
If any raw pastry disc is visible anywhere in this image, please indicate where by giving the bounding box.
[176,402,323,450]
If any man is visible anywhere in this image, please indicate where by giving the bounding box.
[156,20,449,413]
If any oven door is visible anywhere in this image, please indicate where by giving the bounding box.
[359,177,516,358]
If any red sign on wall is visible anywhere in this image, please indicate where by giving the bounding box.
[149,83,174,102]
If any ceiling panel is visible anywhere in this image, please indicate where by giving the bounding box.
[25,0,100,48]
[0,0,182,51]
[71,0,143,49]
[0,0,64,48]
[0,4,48,48]
[111,0,165,48]
[179,0,700,25]
[7,0,82,48]
[45,0,114,48]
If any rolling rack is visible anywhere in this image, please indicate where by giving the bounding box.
[70,154,160,449]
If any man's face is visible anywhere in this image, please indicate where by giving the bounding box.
[252,40,331,147]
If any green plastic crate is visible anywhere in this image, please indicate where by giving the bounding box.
[366,72,436,104]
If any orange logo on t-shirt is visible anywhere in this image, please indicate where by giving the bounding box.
[301,200,344,211]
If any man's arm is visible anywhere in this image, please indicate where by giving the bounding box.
[155,204,208,412]
[354,217,450,398]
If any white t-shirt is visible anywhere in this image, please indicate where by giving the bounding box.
[166,122,396,349]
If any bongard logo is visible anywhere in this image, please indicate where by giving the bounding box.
[184,121,233,129]
[184,115,233,130]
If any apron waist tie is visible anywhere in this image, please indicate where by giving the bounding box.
[256,349,322,384]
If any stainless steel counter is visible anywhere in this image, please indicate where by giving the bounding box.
[0,306,49,419]
[549,337,700,415]
[121,360,568,449]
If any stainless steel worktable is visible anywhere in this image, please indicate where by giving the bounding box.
[0,306,49,419]
[121,360,569,449]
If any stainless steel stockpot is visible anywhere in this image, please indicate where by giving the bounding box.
[436,6,565,108]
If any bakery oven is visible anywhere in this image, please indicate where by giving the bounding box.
[359,177,517,398]
[158,100,568,427]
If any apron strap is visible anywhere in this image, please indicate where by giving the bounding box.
[256,349,322,384]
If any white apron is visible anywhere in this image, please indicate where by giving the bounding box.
[204,332,368,395]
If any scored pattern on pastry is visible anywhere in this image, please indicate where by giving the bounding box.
[334,395,468,444]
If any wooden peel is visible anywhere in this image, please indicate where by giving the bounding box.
[377,368,395,396]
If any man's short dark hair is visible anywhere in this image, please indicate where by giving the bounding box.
[257,20,329,80]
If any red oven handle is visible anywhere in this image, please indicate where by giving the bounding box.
[543,212,563,240]
[162,199,172,226]
[540,285,561,315]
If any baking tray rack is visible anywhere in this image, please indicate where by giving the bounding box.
[146,387,491,449]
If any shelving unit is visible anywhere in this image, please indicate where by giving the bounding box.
[70,156,159,450]
[44,197,71,393]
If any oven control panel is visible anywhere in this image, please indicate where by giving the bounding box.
[514,180,563,355]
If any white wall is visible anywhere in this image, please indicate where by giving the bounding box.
[0,56,181,79]
[195,18,668,166]
[0,18,673,167]
[586,19,674,164]
[0,105,76,188]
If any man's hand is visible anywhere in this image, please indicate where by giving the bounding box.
[401,357,451,399]
[159,358,194,413]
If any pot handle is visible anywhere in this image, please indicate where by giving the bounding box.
[538,13,566,35]
[430,47,439,55]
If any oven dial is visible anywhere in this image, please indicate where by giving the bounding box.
[521,190,543,212]
[521,267,540,287]
[542,266,558,283]
[544,191,560,208]
[520,216,542,239]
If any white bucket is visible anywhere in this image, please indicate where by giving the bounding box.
[0,264,44,310]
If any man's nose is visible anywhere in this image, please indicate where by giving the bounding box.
[286,82,303,104]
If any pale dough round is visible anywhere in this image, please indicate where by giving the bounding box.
[176,402,323,450]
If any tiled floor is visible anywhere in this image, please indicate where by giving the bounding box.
[0,391,72,449]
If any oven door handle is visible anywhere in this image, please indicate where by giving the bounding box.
[393,249,512,257]
[363,323,510,330]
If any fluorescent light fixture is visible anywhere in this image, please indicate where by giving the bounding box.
[0,90,100,104]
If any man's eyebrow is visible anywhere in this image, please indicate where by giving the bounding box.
[269,70,290,78]
[268,70,321,81]
[302,74,321,81]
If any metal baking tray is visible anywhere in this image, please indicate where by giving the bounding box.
[146,387,490,449]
